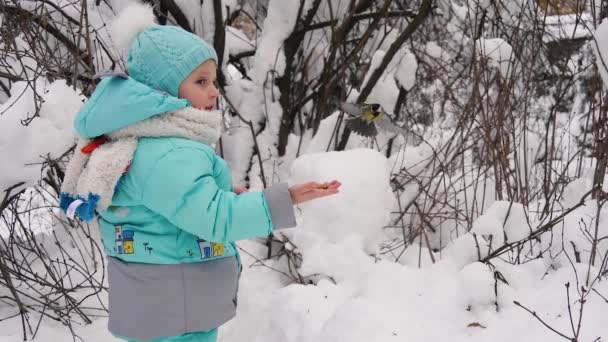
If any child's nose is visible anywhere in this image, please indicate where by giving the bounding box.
[211,86,220,98]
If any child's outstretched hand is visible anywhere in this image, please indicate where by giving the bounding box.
[234,185,249,195]
[289,180,341,205]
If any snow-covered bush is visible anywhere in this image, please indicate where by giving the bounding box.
[1,0,607,341]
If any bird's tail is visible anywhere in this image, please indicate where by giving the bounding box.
[345,116,377,137]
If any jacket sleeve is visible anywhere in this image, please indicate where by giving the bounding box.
[262,183,297,230]
[141,147,295,243]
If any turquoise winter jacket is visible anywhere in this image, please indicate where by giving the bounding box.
[98,136,272,264]
[72,76,296,264]
[99,138,273,264]
[71,75,296,340]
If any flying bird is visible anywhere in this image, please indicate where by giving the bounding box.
[339,102,411,138]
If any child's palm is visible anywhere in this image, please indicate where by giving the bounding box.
[289,180,341,205]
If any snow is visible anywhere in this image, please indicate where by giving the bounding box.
[221,72,272,186]
[543,13,593,43]
[226,26,255,57]
[395,51,417,91]
[3,36,38,79]
[459,262,496,308]
[361,50,400,112]
[251,0,310,83]
[471,201,530,246]
[594,19,608,89]
[0,79,84,192]
[223,240,607,342]
[475,38,514,78]
[445,233,481,268]
[173,0,216,44]
[542,190,608,269]
[301,111,370,154]
[286,148,393,258]
[0,187,57,238]
[425,41,443,59]
[1,1,608,342]
[3,146,607,342]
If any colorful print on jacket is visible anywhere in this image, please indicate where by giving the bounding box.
[96,137,273,264]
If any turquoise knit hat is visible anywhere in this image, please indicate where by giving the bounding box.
[127,25,218,97]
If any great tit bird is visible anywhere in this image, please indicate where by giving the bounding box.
[339,102,411,138]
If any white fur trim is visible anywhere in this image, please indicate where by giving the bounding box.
[76,138,138,210]
[61,106,224,215]
[108,107,224,146]
[110,2,157,54]
[60,139,91,195]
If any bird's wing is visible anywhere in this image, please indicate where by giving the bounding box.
[346,116,378,137]
[376,114,423,144]
[376,113,409,136]
[339,102,364,117]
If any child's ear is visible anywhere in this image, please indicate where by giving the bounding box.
[177,82,187,99]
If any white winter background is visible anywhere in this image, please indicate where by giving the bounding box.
[1,0,607,341]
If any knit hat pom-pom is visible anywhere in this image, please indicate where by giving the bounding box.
[110,2,157,54]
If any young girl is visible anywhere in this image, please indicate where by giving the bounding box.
[59,4,340,341]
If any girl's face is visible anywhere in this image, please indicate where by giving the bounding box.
[178,60,220,110]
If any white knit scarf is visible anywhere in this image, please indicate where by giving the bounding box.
[60,107,223,220]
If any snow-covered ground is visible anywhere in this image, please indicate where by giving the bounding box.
[0,148,605,342]
[1,1,608,341]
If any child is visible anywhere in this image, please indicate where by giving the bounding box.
[59,4,340,342]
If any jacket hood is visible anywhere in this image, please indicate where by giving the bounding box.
[74,75,190,138]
